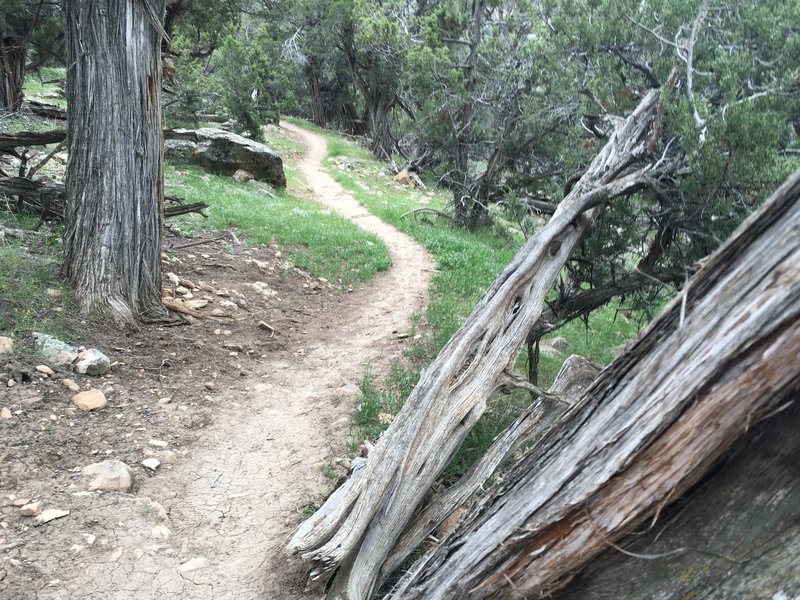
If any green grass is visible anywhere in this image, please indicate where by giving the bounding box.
[22,66,67,109]
[0,213,67,337]
[164,163,391,286]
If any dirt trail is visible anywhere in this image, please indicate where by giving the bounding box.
[25,125,433,599]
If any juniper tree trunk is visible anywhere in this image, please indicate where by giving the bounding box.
[388,169,800,599]
[0,34,25,112]
[62,0,168,323]
[289,88,675,600]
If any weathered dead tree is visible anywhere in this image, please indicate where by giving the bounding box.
[289,87,680,599]
[387,168,800,599]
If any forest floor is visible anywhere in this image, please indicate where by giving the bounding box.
[0,124,433,599]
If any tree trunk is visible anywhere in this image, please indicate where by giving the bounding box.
[367,96,395,160]
[305,61,326,127]
[288,88,674,600]
[0,34,26,112]
[62,0,168,324]
[388,169,800,599]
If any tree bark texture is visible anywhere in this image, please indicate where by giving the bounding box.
[388,168,800,599]
[62,0,169,323]
[553,399,800,600]
[0,34,26,112]
[289,88,671,600]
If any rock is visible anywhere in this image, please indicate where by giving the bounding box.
[148,439,168,448]
[159,450,178,464]
[549,336,569,352]
[7,379,15,388]
[204,382,216,390]
[178,557,210,572]
[62,378,80,392]
[73,348,111,376]
[72,389,107,411]
[164,128,286,187]
[82,460,135,492]
[141,458,160,471]
[394,170,413,186]
[151,524,172,540]
[45,288,62,299]
[33,332,79,367]
[549,355,602,399]
[12,498,31,506]
[83,533,96,545]
[232,169,254,183]
[0,336,13,354]
[35,365,54,376]
[0,407,11,419]
[35,509,69,524]
[19,500,43,516]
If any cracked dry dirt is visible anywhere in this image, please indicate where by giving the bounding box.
[0,124,433,599]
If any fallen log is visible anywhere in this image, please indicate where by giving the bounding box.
[0,176,206,219]
[387,168,800,599]
[0,130,67,154]
[25,100,68,121]
[288,87,679,599]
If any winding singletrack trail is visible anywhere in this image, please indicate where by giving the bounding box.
[35,124,433,599]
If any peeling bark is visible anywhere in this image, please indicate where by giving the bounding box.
[62,0,169,324]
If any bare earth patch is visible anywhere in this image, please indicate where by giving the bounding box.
[0,124,433,599]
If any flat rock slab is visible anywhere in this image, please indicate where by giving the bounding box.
[164,128,286,188]
[82,459,135,492]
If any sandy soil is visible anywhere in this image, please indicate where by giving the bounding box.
[0,124,433,599]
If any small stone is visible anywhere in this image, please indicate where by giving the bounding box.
[151,524,172,540]
[158,397,172,405]
[251,259,268,270]
[7,379,16,388]
[72,389,107,411]
[232,169,254,183]
[0,336,13,354]
[159,450,178,464]
[20,501,43,516]
[36,365,54,376]
[141,458,160,471]
[1,407,11,419]
[35,509,69,524]
[74,348,111,376]
[178,557,209,572]
[83,533,96,545]
[209,308,228,317]
[33,332,79,367]
[148,439,168,448]
[45,288,62,299]
[82,460,135,492]
[175,285,190,296]
[12,498,31,507]
[204,382,216,390]
[62,378,81,392]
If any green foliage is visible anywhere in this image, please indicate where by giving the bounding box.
[0,216,66,337]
